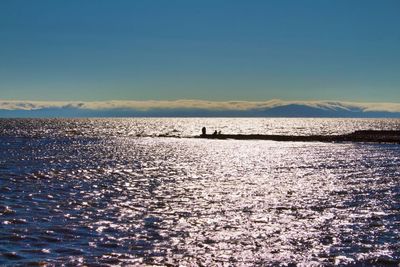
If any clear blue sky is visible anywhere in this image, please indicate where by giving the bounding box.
[1,0,399,102]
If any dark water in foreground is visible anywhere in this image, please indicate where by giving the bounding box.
[1,119,400,266]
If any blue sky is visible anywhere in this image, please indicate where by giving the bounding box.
[1,0,399,102]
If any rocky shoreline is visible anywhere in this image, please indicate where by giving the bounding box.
[197,130,400,144]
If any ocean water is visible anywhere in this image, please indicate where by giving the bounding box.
[0,118,399,266]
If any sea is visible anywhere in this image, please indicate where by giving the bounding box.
[0,118,399,266]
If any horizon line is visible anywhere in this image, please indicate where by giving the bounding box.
[1,99,400,113]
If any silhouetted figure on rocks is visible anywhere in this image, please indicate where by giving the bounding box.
[201,127,207,136]
[213,130,218,136]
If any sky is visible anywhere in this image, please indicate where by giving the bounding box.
[1,0,400,103]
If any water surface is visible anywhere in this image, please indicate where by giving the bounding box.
[0,118,399,265]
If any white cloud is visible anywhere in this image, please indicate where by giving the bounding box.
[1,99,400,113]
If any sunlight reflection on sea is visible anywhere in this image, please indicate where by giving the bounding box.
[0,118,399,265]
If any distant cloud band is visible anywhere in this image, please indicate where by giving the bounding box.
[1,99,400,113]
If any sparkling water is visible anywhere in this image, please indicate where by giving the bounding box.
[1,118,399,265]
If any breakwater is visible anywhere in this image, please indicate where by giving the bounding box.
[197,130,400,143]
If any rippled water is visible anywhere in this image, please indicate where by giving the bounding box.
[1,117,400,138]
[1,119,400,265]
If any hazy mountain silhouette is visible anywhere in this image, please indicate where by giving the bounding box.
[1,103,400,118]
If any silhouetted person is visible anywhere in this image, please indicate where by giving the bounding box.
[201,127,207,136]
[213,130,217,136]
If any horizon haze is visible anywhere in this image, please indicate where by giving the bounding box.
[1,99,400,118]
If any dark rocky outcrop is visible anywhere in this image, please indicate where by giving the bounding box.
[198,130,400,144]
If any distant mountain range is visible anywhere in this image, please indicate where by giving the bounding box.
[1,99,400,118]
